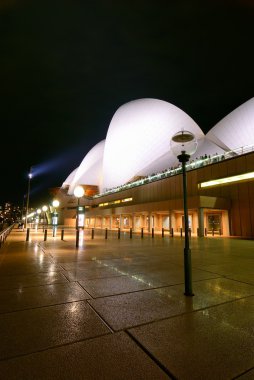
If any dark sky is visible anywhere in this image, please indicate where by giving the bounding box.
[1,0,253,206]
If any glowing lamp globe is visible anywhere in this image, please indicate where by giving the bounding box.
[170,130,198,158]
[52,200,60,208]
[42,205,48,212]
[74,185,85,198]
[37,209,41,214]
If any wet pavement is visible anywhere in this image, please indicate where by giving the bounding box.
[0,228,253,379]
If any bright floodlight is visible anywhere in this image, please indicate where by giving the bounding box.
[171,130,198,157]
[37,209,41,214]
[52,200,60,208]
[74,185,85,198]
[42,205,48,212]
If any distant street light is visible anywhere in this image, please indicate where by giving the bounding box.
[171,130,198,296]
[25,168,33,229]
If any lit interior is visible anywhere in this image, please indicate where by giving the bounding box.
[199,172,254,188]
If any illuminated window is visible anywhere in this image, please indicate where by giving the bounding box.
[199,172,254,188]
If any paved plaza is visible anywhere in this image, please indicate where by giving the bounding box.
[0,228,253,379]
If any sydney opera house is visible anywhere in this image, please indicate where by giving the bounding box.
[55,97,254,238]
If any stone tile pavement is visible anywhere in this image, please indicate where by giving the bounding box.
[0,228,253,379]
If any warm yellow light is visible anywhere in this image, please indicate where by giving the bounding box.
[52,200,60,208]
[122,198,133,202]
[199,172,254,188]
[42,205,48,212]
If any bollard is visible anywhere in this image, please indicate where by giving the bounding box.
[205,227,207,236]
[105,228,108,239]
[130,227,132,239]
[152,227,154,238]
[171,227,174,237]
[44,229,47,241]
[91,228,94,239]
[76,229,79,248]
[162,228,164,238]
[61,229,64,240]
[141,227,144,238]
[212,228,214,236]
[53,227,56,237]
[118,228,120,239]
[219,228,222,236]
[189,228,191,238]
[197,227,199,237]
[26,228,30,242]
[180,227,182,237]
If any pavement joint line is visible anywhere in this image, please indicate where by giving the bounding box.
[110,293,254,333]
[0,298,92,316]
[125,329,174,379]
[86,301,115,333]
[0,331,113,363]
[232,366,254,379]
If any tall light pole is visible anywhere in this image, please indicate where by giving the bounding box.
[42,205,48,231]
[25,169,32,229]
[171,130,198,296]
[74,185,85,229]
[52,200,60,237]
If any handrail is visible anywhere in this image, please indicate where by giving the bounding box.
[0,224,14,248]
[94,144,254,198]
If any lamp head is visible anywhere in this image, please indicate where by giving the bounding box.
[74,185,85,198]
[170,130,198,159]
[52,200,60,208]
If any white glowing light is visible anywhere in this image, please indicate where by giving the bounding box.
[42,205,48,212]
[52,200,60,208]
[199,172,254,188]
[74,185,85,198]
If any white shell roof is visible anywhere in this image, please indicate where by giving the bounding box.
[207,98,254,151]
[102,98,204,189]
[62,168,78,188]
[68,140,105,194]
[62,97,254,194]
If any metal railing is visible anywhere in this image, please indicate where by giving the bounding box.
[0,224,14,248]
[94,144,254,198]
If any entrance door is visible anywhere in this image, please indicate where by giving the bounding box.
[207,214,221,234]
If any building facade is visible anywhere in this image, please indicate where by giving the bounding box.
[56,97,254,238]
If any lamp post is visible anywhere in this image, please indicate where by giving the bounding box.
[42,205,48,231]
[25,169,32,229]
[36,208,41,230]
[171,130,198,296]
[74,186,85,229]
[52,200,60,236]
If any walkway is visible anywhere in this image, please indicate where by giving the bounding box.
[0,228,254,379]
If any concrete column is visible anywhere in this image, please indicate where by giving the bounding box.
[132,214,135,231]
[198,207,204,237]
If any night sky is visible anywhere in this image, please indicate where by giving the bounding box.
[1,0,253,206]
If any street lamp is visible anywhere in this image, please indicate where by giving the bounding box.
[52,200,60,236]
[74,185,85,229]
[171,130,198,296]
[42,205,48,231]
[36,208,41,230]
[25,169,32,229]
